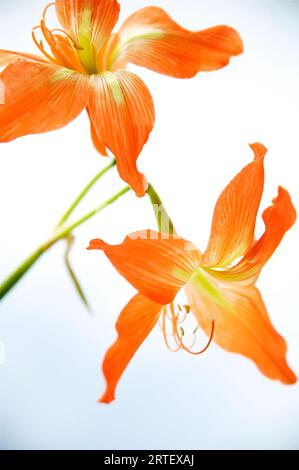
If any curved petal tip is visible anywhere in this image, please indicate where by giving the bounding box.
[134,173,149,198]
[283,367,297,385]
[268,186,297,229]
[249,142,268,160]
[87,239,107,250]
[98,392,115,404]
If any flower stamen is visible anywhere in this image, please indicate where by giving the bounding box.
[42,2,56,22]
[181,320,215,355]
[32,4,88,72]
[50,29,84,50]
[160,304,183,352]
[161,303,215,356]
[31,26,56,63]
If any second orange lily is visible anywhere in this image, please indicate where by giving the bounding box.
[88,143,297,403]
[0,0,243,196]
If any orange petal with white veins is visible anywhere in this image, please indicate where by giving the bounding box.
[0,61,89,141]
[228,186,297,281]
[0,49,47,67]
[185,272,297,385]
[100,293,162,404]
[108,7,243,78]
[88,230,201,305]
[88,71,155,196]
[55,0,120,54]
[203,144,266,268]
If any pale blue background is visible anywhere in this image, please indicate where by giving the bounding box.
[1,0,299,450]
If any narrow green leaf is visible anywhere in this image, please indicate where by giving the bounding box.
[64,235,91,313]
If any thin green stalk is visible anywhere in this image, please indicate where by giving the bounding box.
[64,235,91,312]
[0,245,49,301]
[0,186,130,300]
[53,186,130,240]
[0,177,172,302]
[147,184,177,235]
[56,159,116,227]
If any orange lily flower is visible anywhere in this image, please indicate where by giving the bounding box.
[0,0,243,196]
[88,143,297,403]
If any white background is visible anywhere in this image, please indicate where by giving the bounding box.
[0,0,299,450]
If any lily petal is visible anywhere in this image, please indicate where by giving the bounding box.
[186,271,297,384]
[0,61,89,142]
[88,230,201,304]
[203,143,266,268]
[86,107,108,156]
[55,0,120,61]
[0,49,47,67]
[229,186,296,280]
[107,7,243,78]
[88,71,155,196]
[100,293,162,403]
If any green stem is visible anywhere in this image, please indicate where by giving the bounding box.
[53,186,130,240]
[0,176,172,301]
[56,159,116,227]
[0,245,49,300]
[147,184,177,235]
[0,186,130,300]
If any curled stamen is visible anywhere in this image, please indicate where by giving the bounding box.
[161,306,182,353]
[165,303,188,324]
[181,321,215,356]
[165,303,177,322]
[31,26,56,62]
[176,311,187,324]
[43,2,56,21]
[160,303,215,357]
[50,29,84,50]
[40,2,82,60]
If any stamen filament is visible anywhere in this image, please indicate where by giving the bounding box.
[161,305,182,353]
[31,26,56,62]
[43,2,56,21]
[50,29,83,50]
[161,304,215,356]
[181,321,215,356]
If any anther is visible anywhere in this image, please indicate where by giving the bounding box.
[193,325,199,335]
